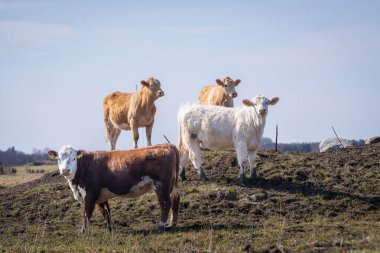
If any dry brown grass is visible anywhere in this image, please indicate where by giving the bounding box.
[0,174,42,187]
[0,164,57,188]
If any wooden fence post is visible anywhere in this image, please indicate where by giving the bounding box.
[275,124,278,152]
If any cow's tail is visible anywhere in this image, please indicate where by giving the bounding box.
[170,144,180,195]
[169,144,180,227]
[177,108,188,155]
[178,120,183,155]
[198,86,208,102]
[103,98,111,143]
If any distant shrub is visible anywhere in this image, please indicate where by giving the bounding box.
[33,161,44,166]
[0,167,17,175]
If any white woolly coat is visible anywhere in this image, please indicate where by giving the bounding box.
[178,103,266,152]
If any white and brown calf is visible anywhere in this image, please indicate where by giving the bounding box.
[48,144,180,233]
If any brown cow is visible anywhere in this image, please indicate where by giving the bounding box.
[48,144,180,233]
[198,77,241,107]
[103,77,164,150]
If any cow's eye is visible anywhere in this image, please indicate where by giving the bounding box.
[224,85,228,88]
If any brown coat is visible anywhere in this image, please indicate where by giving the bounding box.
[198,77,241,107]
[103,77,164,149]
[49,144,180,233]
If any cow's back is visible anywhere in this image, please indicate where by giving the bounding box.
[199,85,231,106]
[99,144,178,192]
[104,92,133,124]
[127,87,157,126]
[179,104,236,149]
[198,85,214,104]
[76,144,178,203]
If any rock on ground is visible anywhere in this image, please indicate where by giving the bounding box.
[365,136,380,144]
[319,137,353,152]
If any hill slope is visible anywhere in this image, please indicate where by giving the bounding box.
[0,144,379,252]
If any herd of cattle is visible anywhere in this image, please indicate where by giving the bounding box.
[48,77,279,233]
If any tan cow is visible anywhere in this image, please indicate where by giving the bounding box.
[198,77,241,107]
[103,77,164,150]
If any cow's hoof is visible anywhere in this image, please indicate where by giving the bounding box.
[157,221,168,231]
[180,170,187,181]
[239,174,246,184]
[80,226,87,234]
[199,171,208,181]
[157,225,168,232]
[250,172,257,180]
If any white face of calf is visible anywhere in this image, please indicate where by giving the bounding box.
[216,77,241,98]
[243,95,279,117]
[48,145,83,180]
[141,77,165,98]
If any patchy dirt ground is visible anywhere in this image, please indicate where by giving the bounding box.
[0,144,379,252]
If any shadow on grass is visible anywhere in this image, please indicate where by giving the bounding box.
[221,176,380,209]
[129,222,256,235]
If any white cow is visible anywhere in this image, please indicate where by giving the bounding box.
[178,95,279,183]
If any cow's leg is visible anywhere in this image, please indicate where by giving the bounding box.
[188,142,208,181]
[248,151,258,180]
[81,197,96,233]
[130,119,139,148]
[109,128,121,151]
[104,109,114,149]
[179,150,189,181]
[98,201,112,231]
[155,186,172,230]
[145,122,153,146]
[169,185,180,227]
[236,143,248,183]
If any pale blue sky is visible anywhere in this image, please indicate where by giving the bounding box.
[1,0,379,152]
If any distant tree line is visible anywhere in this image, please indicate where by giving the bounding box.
[260,138,365,153]
[0,147,50,166]
[260,138,320,152]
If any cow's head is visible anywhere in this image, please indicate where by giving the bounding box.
[141,77,165,98]
[48,145,83,180]
[216,77,240,98]
[243,95,279,117]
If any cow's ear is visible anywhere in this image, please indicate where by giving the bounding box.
[269,97,279,105]
[242,99,254,107]
[216,79,224,86]
[77,150,84,159]
[242,99,253,106]
[48,150,58,160]
[141,80,149,87]
[234,79,241,86]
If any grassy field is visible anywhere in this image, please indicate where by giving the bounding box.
[0,144,379,252]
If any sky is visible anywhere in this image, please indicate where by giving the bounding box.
[0,0,379,153]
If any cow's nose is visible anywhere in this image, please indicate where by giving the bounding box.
[232,92,237,98]
[62,169,69,174]
[259,109,266,114]
[158,91,164,97]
